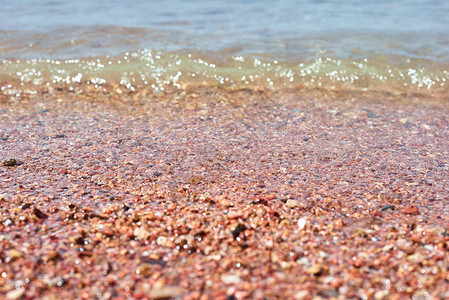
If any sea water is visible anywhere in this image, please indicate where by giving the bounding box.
[1,0,448,97]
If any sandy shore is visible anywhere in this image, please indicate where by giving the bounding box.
[1,88,448,299]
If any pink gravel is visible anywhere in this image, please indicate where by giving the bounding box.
[0,87,448,299]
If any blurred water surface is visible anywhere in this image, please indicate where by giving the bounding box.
[1,0,448,95]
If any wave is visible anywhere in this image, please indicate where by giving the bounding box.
[1,48,448,100]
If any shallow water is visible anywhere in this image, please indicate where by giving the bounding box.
[1,0,448,97]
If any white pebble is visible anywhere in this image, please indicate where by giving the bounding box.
[297,217,307,231]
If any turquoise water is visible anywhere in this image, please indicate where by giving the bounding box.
[1,0,448,96]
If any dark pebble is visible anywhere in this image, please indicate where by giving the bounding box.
[2,158,19,167]
[21,202,32,210]
[33,207,49,219]
[231,224,246,239]
[381,205,395,212]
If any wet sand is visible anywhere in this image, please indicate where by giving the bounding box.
[1,88,448,299]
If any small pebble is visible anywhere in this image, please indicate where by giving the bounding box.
[2,158,19,167]
[403,205,419,215]
[307,264,322,275]
[6,288,25,300]
[286,199,299,208]
[148,285,185,299]
[221,274,241,284]
[33,207,49,219]
[136,264,152,276]
[8,249,22,260]
[134,227,150,240]
[297,217,307,231]
[295,290,309,300]
[381,205,395,212]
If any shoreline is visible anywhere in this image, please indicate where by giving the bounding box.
[1,90,448,299]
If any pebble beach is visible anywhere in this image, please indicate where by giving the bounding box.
[1,86,448,299]
[2,0,449,298]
